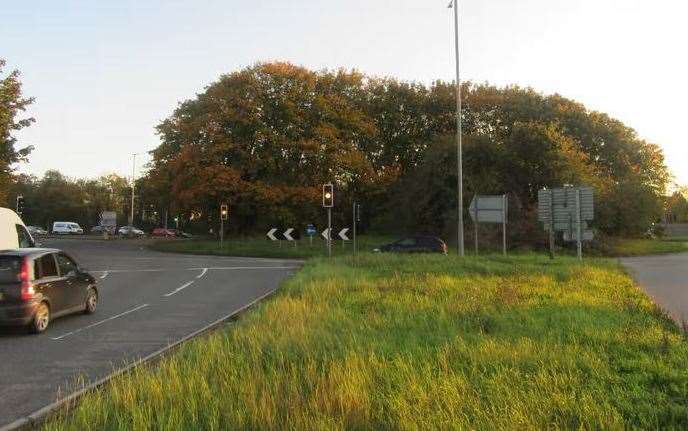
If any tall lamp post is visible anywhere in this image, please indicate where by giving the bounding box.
[130,153,140,227]
[449,0,465,256]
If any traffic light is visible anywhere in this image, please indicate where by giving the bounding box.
[323,183,334,208]
[220,204,229,221]
[16,195,25,215]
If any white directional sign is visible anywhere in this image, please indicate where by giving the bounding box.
[283,228,295,241]
[469,195,507,224]
[267,228,278,241]
[338,228,350,241]
[321,228,331,240]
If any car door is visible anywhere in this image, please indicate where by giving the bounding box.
[55,253,85,310]
[393,237,416,253]
[35,253,65,313]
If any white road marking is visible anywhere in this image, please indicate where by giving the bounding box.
[99,271,109,280]
[89,266,300,274]
[196,268,208,279]
[164,280,196,297]
[51,304,150,341]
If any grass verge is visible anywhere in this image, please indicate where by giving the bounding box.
[606,237,688,257]
[150,235,395,259]
[45,254,688,430]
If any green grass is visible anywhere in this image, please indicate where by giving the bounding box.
[607,237,688,257]
[150,235,396,259]
[45,254,688,430]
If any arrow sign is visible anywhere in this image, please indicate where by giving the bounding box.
[283,228,295,241]
[321,228,331,240]
[267,228,278,241]
[338,228,350,241]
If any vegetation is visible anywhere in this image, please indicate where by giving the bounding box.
[607,237,688,257]
[45,254,688,430]
[0,58,34,204]
[151,236,394,259]
[666,187,688,223]
[142,62,670,241]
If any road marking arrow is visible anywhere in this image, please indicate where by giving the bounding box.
[321,228,331,240]
[283,228,294,241]
[267,228,278,241]
[339,228,350,241]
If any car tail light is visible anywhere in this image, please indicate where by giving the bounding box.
[20,257,35,301]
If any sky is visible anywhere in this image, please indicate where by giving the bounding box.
[2,0,686,185]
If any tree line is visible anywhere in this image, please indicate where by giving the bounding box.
[0,60,678,242]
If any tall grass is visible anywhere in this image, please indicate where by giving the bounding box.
[45,254,688,430]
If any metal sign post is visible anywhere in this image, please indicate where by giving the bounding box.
[327,208,332,257]
[353,202,357,255]
[469,194,508,255]
[576,190,582,260]
[323,183,334,258]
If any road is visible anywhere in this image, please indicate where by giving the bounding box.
[0,238,300,428]
[620,253,688,324]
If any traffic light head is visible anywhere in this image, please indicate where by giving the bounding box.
[220,204,229,220]
[323,183,334,208]
[16,195,25,215]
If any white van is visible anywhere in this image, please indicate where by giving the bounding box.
[0,207,36,249]
[52,222,84,235]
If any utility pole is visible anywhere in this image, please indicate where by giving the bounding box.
[130,153,138,227]
[450,0,465,256]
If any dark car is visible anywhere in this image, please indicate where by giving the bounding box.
[0,249,98,334]
[90,225,115,235]
[375,236,448,254]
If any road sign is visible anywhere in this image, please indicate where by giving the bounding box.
[283,228,295,241]
[267,228,278,241]
[538,186,595,260]
[469,195,508,224]
[339,228,350,241]
[100,211,117,228]
[306,224,316,236]
[321,228,331,240]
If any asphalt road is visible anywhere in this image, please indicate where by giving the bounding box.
[620,253,688,324]
[0,238,300,428]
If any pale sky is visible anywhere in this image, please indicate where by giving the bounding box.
[2,0,686,185]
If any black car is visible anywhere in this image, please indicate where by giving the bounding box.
[0,249,98,334]
[376,236,448,254]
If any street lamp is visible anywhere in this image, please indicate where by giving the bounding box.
[448,0,465,256]
[130,153,140,227]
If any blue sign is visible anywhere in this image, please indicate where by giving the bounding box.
[306,224,317,237]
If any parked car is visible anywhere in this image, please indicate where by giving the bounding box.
[90,225,115,235]
[0,208,36,249]
[374,236,448,254]
[52,222,84,235]
[26,226,48,236]
[0,248,98,333]
[151,228,177,237]
[118,226,145,237]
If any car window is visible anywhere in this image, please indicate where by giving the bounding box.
[15,225,35,248]
[56,253,78,277]
[0,257,21,283]
[396,238,416,246]
[38,255,58,278]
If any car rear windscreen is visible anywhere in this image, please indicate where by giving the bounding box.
[0,257,21,283]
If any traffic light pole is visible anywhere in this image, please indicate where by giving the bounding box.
[327,207,332,258]
[220,217,224,247]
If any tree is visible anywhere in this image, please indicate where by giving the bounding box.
[0,59,34,204]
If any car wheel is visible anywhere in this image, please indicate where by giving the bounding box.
[31,302,50,334]
[84,288,98,314]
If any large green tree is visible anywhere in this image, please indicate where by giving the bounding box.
[0,59,34,204]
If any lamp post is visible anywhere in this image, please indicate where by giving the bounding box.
[130,153,139,228]
[449,0,465,256]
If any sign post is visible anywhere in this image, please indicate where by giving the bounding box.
[306,224,316,246]
[538,186,594,260]
[468,194,509,255]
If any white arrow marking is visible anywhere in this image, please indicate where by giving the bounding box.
[267,228,278,241]
[283,228,294,241]
[321,228,331,240]
[339,228,350,241]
